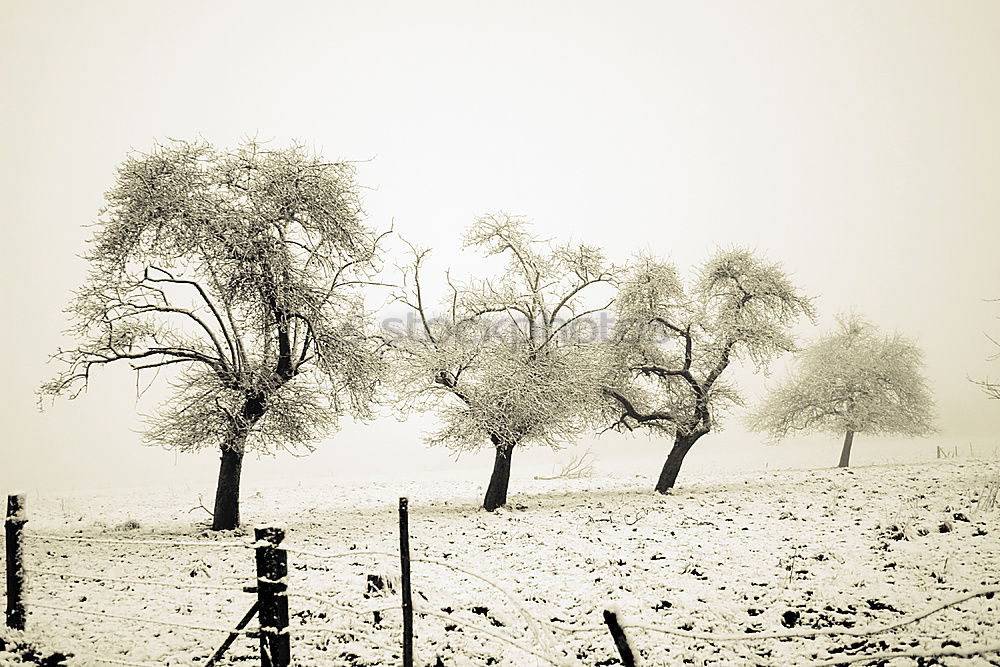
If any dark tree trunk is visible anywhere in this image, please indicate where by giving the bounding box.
[212,444,245,530]
[483,440,515,512]
[655,431,704,493]
[838,430,855,468]
[211,395,266,531]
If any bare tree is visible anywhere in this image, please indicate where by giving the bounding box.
[978,381,1000,400]
[748,314,935,467]
[40,139,386,530]
[602,250,814,492]
[389,213,613,510]
[974,303,1000,400]
[977,374,1000,401]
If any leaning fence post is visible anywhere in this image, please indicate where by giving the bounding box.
[5,493,27,631]
[255,525,290,667]
[603,608,636,667]
[399,497,414,667]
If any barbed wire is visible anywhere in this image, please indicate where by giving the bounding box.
[219,541,1000,663]
[285,623,397,652]
[279,545,391,560]
[24,533,250,549]
[286,590,400,618]
[28,601,258,635]
[72,655,161,667]
[618,586,1000,642]
[394,581,1000,664]
[286,586,563,666]
[18,529,998,666]
[26,567,250,594]
[411,554,555,660]
[280,544,554,661]
[412,605,563,666]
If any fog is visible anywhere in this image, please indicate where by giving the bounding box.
[1,1,998,496]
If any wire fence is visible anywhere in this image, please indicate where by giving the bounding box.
[4,492,1000,666]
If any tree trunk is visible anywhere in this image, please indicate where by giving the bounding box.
[211,395,266,531]
[483,440,515,512]
[212,445,244,530]
[655,432,703,493]
[838,430,855,468]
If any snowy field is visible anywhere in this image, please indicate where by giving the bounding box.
[6,459,1000,666]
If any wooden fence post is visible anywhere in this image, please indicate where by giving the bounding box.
[255,525,289,667]
[5,493,27,631]
[399,497,413,667]
[603,608,636,667]
[205,600,259,667]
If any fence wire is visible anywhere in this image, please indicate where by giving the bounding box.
[24,533,250,549]
[616,585,1000,643]
[28,601,258,635]
[280,544,556,661]
[27,567,250,594]
[11,526,999,666]
[73,655,161,667]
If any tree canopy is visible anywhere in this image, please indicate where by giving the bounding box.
[389,213,613,509]
[749,314,935,451]
[41,139,386,528]
[602,249,815,491]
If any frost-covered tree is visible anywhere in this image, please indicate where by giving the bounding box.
[748,314,935,467]
[390,214,613,510]
[41,139,386,530]
[603,250,814,492]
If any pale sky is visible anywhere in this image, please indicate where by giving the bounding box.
[1,1,998,495]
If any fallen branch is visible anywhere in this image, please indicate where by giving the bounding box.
[533,449,595,481]
[188,494,213,517]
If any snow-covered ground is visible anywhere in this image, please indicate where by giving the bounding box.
[7,459,1000,666]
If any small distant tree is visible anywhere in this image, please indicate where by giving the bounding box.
[602,250,814,492]
[40,139,386,530]
[390,213,613,510]
[749,314,935,467]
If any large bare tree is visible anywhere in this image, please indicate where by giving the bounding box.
[41,139,386,529]
[390,214,613,510]
[749,314,936,467]
[603,250,814,492]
